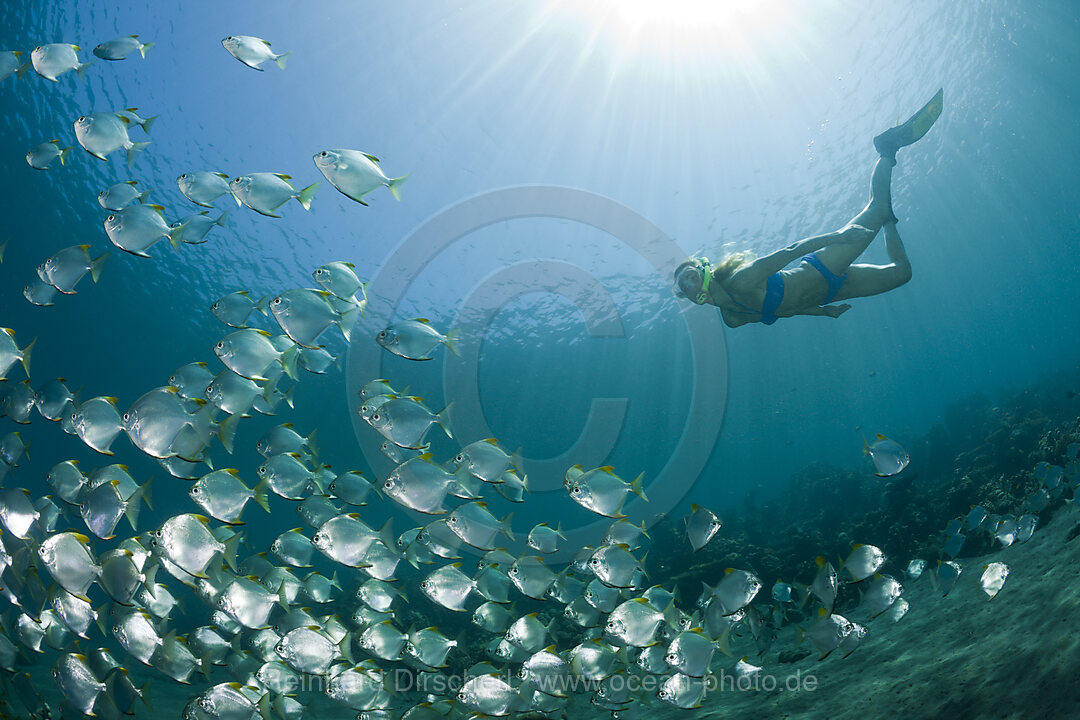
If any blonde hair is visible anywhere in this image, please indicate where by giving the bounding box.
[711,250,756,282]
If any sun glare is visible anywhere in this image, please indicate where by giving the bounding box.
[552,0,791,40]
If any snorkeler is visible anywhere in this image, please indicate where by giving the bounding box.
[673,88,943,328]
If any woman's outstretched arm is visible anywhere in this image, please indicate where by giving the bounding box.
[731,233,838,286]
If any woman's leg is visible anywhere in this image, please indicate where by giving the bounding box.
[832,222,912,301]
[810,156,896,276]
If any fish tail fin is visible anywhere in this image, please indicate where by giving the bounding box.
[141,475,155,511]
[214,209,230,227]
[124,490,141,532]
[305,428,321,463]
[377,517,396,551]
[76,60,95,79]
[297,182,320,211]
[861,433,870,456]
[138,187,153,203]
[90,252,109,283]
[255,295,269,316]
[126,141,151,167]
[630,472,648,502]
[500,512,515,541]
[140,115,158,135]
[444,327,461,357]
[436,402,454,439]
[253,478,271,513]
[388,174,409,201]
[58,146,73,165]
[222,532,243,572]
[280,344,300,380]
[218,413,240,454]
[16,61,31,79]
[139,42,154,59]
[274,50,291,70]
[20,337,35,378]
[283,384,296,409]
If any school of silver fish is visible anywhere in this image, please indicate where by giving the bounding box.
[1,24,1074,720]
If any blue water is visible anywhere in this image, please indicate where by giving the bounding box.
[1,0,1079,715]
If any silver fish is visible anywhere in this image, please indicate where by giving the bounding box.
[509,555,556,600]
[26,139,72,169]
[190,468,270,524]
[31,43,93,81]
[980,562,1009,599]
[311,513,387,568]
[0,487,38,538]
[564,465,647,518]
[104,205,175,257]
[270,287,356,348]
[217,575,281,629]
[368,396,453,450]
[74,111,150,164]
[230,173,319,217]
[38,531,100,598]
[863,433,910,477]
[178,171,233,207]
[23,277,58,306]
[0,328,34,379]
[40,244,108,293]
[212,291,267,329]
[589,543,642,589]
[506,613,550,653]
[328,470,374,505]
[447,501,513,550]
[169,361,215,399]
[359,619,407,661]
[258,452,317,500]
[170,210,229,245]
[72,396,123,455]
[802,608,853,659]
[665,628,717,677]
[52,653,105,715]
[685,503,721,552]
[843,543,885,581]
[861,573,903,617]
[377,318,460,360]
[658,672,708,709]
[275,626,343,675]
[701,568,761,615]
[79,479,134,539]
[98,180,152,210]
[313,260,366,301]
[1,50,23,82]
[808,556,837,611]
[313,148,407,205]
[222,35,290,70]
[122,386,201,459]
[215,328,298,381]
[94,35,153,60]
[420,563,475,611]
[524,520,565,557]
[457,673,516,717]
[151,513,238,578]
[605,597,672,647]
[271,527,314,567]
[382,455,461,514]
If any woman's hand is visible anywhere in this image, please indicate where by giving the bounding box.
[824,303,852,318]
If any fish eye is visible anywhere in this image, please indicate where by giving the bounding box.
[78,116,84,122]
[215,342,224,350]
[383,481,392,489]
[320,151,328,157]
[372,413,380,422]
[272,297,281,305]
[122,412,129,422]
[107,214,115,222]
[192,487,200,494]
[180,174,187,179]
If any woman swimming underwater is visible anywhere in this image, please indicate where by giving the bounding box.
[674,89,943,328]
